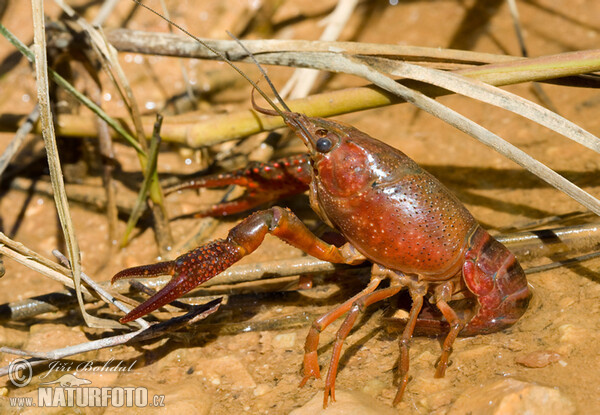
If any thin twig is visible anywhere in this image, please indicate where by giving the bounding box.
[0,330,143,376]
[0,232,92,296]
[0,105,39,180]
[366,57,600,155]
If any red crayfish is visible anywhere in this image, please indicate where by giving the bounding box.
[112,25,531,407]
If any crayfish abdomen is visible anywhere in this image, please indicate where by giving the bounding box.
[460,225,531,335]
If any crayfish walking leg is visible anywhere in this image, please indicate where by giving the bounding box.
[323,284,404,407]
[299,276,385,388]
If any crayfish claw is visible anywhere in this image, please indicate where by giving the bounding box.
[117,272,191,323]
[113,239,245,323]
[111,260,176,283]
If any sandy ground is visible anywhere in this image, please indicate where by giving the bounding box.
[0,0,600,413]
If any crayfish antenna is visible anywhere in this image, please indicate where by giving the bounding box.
[226,31,292,113]
[250,86,279,117]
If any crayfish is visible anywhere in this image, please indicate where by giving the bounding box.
[112,25,531,407]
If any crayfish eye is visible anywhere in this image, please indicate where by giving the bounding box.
[316,137,333,153]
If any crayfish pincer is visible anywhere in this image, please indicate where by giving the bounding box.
[111,30,531,408]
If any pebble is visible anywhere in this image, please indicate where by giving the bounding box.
[515,350,561,368]
[272,332,297,350]
[361,378,386,397]
[448,378,576,415]
[453,345,494,360]
[192,356,256,389]
[558,324,588,344]
[253,383,271,396]
[290,390,397,415]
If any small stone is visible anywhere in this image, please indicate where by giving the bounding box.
[503,339,525,352]
[290,390,397,415]
[192,356,256,389]
[253,383,271,396]
[558,297,575,309]
[516,351,561,368]
[454,345,494,359]
[558,324,588,344]
[448,378,575,415]
[361,378,386,397]
[272,332,297,350]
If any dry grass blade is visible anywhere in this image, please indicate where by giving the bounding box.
[121,115,163,246]
[47,42,596,147]
[106,29,600,87]
[0,232,93,296]
[30,0,97,327]
[0,329,143,376]
[106,29,518,67]
[366,57,600,154]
